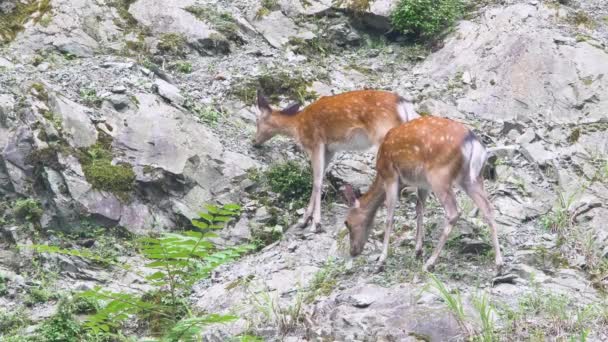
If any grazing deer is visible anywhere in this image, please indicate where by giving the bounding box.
[253,89,419,232]
[342,116,504,272]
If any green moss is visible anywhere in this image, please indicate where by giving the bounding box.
[232,71,318,105]
[82,159,135,199]
[0,0,52,44]
[30,82,48,102]
[79,88,102,108]
[185,5,242,43]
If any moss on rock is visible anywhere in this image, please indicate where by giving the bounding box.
[0,0,52,44]
[232,71,319,105]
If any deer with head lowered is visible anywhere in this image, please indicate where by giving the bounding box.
[342,116,504,273]
[253,89,419,232]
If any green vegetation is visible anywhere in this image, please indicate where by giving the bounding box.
[30,82,48,102]
[265,161,312,207]
[566,10,596,28]
[157,33,188,57]
[334,0,371,13]
[13,198,43,222]
[539,187,582,235]
[0,0,52,44]
[77,136,136,201]
[108,0,138,30]
[186,5,243,43]
[192,105,223,126]
[391,0,464,40]
[0,309,29,336]
[233,71,319,105]
[169,60,193,73]
[255,0,280,19]
[79,88,102,108]
[14,204,254,341]
[249,289,304,336]
[288,36,333,57]
[304,258,346,303]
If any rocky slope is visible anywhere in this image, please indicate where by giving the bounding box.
[1,0,607,341]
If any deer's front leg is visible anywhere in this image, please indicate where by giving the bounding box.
[376,179,399,273]
[310,145,326,233]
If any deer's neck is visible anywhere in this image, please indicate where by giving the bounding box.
[360,176,386,229]
[272,114,300,140]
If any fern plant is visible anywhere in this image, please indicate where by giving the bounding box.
[27,203,255,341]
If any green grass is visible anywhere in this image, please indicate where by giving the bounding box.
[232,71,319,105]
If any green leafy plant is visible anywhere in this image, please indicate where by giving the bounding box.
[391,0,464,40]
[79,88,102,108]
[186,5,242,43]
[170,60,193,73]
[69,204,251,339]
[265,161,312,207]
[13,198,43,222]
[157,33,188,57]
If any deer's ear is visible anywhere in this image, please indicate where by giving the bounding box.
[256,89,271,117]
[281,102,300,116]
[343,184,360,208]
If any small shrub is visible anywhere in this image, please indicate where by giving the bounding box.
[170,60,193,73]
[108,0,138,30]
[0,309,28,335]
[0,275,7,297]
[567,10,595,28]
[232,71,318,105]
[30,82,48,102]
[24,286,58,306]
[255,0,280,19]
[265,161,312,207]
[13,198,43,222]
[79,88,102,108]
[38,301,83,342]
[186,5,242,43]
[391,0,464,40]
[157,33,188,57]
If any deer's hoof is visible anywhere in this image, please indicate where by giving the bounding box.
[415,249,423,260]
[311,222,324,234]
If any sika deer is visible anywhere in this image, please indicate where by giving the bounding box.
[253,89,418,232]
[342,116,503,272]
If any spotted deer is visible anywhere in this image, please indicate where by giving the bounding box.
[253,89,419,232]
[342,116,504,272]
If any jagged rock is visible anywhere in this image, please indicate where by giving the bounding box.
[328,154,375,192]
[0,94,15,127]
[327,23,361,47]
[417,99,467,120]
[48,93,98,148]
[152,78,186,106]
[251,11,314,49]
[279,0,332,17]
[312,283,462,341]
[9,0,121,56]
[129,0,230,55]
[416,4,608,124]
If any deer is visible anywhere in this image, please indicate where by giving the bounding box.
[342,115,504,273]
[253,89,419,233]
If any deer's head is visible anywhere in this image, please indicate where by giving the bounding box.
[253,90,301,147]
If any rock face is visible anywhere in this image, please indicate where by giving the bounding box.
[1,0,608,341]
[416,4,608,124]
